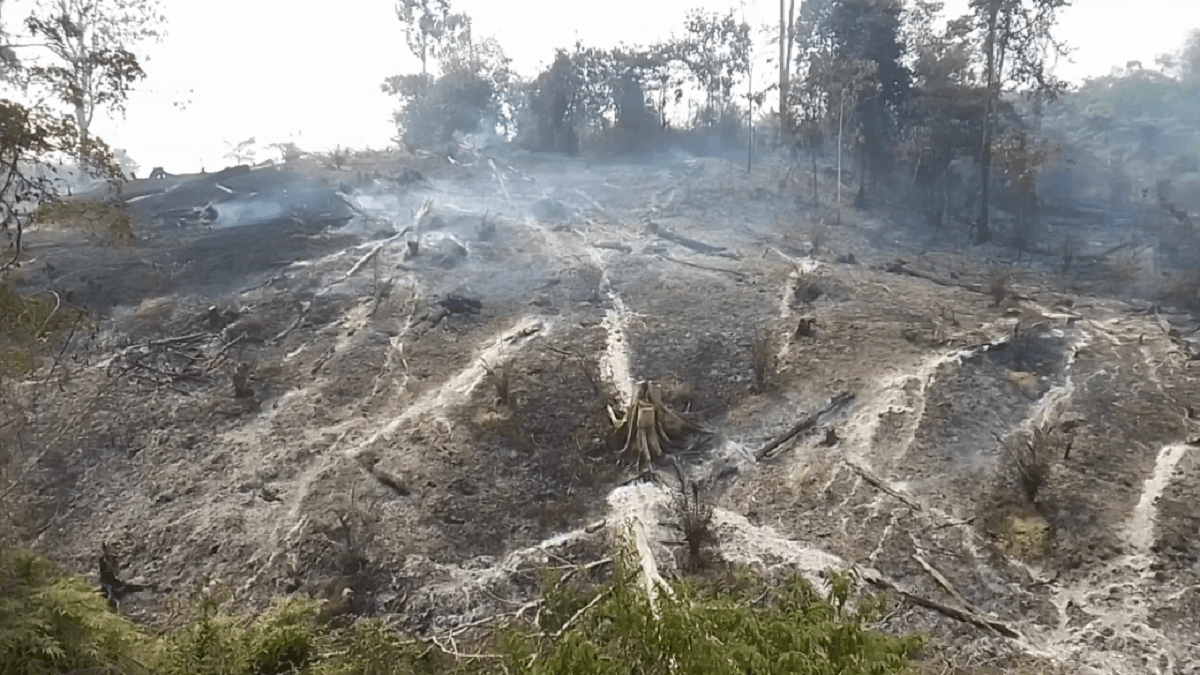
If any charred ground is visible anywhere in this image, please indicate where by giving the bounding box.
[2,144,1199,674]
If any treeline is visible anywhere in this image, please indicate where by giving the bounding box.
[383,0,1088,244]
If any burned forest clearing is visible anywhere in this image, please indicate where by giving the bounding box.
[3,145,1200,674]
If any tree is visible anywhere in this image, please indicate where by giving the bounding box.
[791,0,882,210]
[965,0,1069,243]
[677,9,751,129]
[395,0,451,78]
[821,0,912,203]
[1180,28,1200,84]
[0,7,121,271]
[385,1,513,151]
[112,146,135,177]
[778,0,796,136]
[24,0,164,171]
[903,1,989,232]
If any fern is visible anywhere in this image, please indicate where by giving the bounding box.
[0,549,149,675]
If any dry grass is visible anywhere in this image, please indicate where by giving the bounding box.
[751,329,774,392]
[481,358,515,408]
[669,460,715,571]
[988,266,1011,307]
[809,219,828,256]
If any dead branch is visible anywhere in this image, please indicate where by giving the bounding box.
[845,460,921,511]
[756,392,854,461]
[208,334,246,366]
[764,246,804,278]
[658,254,746,281]
[272,315,303,344]
[645,220,729,256]
[345,234,400,279]
[911,546,976,613]
[148,332,212,347]
[32,290,61,335]
[859,567,1021,639]
[551,587,611,639]
[883,261,964,289]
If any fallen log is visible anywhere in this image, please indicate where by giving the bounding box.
[883,261,961,289]
[756,392,854,461]
[658,254,746,282]
[645,220,728,256]
[345,234,401,279]
[858,567,1021,639]
[911,549,975,612]
[845,460,921,511]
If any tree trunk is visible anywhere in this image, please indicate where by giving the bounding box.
[778,0,790,136]
[977,0,1001,244]
[837,90,845,207]
[812,143,819,208]
[857,142,867,205]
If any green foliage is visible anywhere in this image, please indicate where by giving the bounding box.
[154,597,325,675]
[23,0,165,153]
[0,537,921,675]
[0,548,151,675]
[510,538,922,675]
[385,1,513,151]
[384,70,502,152]
[309,619,440,675]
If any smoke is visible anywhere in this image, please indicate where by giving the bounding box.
[210,198,286,229]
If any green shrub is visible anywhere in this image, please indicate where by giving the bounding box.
[309,619,442,675]
[0,548,151,675]
[508,539,922,675]
[0,536,922,675]
[154,597,325,675]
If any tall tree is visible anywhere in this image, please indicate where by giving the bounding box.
[966,0,1069,243]
[395,0,450,78]
[821,0,911,202]
[678,8,751,128]
[903,2,988,232]
[778,0,796,136]
[24,0,164,168]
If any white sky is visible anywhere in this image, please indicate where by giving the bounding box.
[7,0,1200,173]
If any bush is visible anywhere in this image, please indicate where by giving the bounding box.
[154,596,325,675]
[388,71,501,152]
[0,548,151,675]
[0,538,922,675]
[508,537,923,675]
